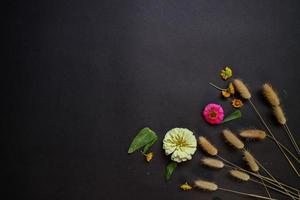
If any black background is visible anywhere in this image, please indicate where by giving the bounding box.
[4,0,300,199]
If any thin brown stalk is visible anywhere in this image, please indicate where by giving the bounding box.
[258,171,272,199]
[241,147,296,199]
[250,178,299,199]
[220,158,299,196]
[242,150,272,198]
[209,82,226,91]
[218,187,277,200]
[248,99,300,177]
[225,163,299,198]
[266,135,300,164]
[254,157,297,200]
[284,124,300,157]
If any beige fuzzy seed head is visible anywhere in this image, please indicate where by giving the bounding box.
[273,106,287,125]
[223,129,244,149]
[243,150,259,172]
[198,136,218,156]
[201,157,224,169]
[194,179,218,191]
[233,79,251,99]
[239,129,266,140]
[262,83,280,106]
[229,170,250,181]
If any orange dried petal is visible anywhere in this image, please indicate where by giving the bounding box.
[228,83,235,94]
[221,91,231,98]
[145,152,153,162]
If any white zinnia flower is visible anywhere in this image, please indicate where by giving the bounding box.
[163,128,197,163]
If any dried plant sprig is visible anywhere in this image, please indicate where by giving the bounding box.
[223,129,271,198]
[198,136,218,156]
[194,179,276,200]
[233,79,251,99]
[211,134,297,198]
[262,83,300,159]
[221,128,271,197]
[249,97,300,176]
[222,157,300,197]
[250,178,299,199]
[201,157,224,169]
[242,152,270,198]
[228,170,297,198]
[243,150,259,172]
[273,106,287,125]
[229,170,250,181]
[221,157,300,198]
[239,129,266,140]
[220,129,271,198]
[233,78,300,176]
[194,179,218,191]
[262,83,280,106]
[242,150,271,198]
[262,83,300,157]
[223,129,244,149]
[254,158,299,200]
[211,78,299,174]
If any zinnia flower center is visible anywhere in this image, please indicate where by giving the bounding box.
[208,109,218,119]
[175,136,187,147]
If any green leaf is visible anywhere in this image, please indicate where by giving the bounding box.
[128,127,157,154]
[222,110,242,124]
[165,162,177,182]
[142,136,158,154]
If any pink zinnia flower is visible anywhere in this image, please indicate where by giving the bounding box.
[203,103,224,125]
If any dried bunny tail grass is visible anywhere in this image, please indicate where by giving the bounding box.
[223,129,244,149]
[262,83,280,106]
[233,79,251,99]
[229,170,250,181]
[195,178,278,199]
[194,179,218,191]
[198,136,218,156]
[273,106,287,125]
[243,150,259,172]
[239,129,267,140]
[201,157,224,169]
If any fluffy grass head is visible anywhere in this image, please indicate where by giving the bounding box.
[233,79,251,100]
[198,136,218,156]
[239,129,266,140]
[194,179,218,191]
[262,83,280,106]
[273,106,287,125]
[223,129,244,149]
[201,157,224,169]
[243,150,259,172]
[229,170,250,181]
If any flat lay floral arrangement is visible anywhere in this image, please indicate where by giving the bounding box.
[127,67,300,200]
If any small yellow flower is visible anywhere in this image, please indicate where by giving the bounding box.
[221,90,231,98]
[220,66,233,80]
[228,82,235,94]
[180,182,192,191]
[232,99,243,108]
[145,152,153,162]
[221,82,235,98]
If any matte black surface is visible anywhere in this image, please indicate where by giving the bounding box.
[4,1,300,199]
